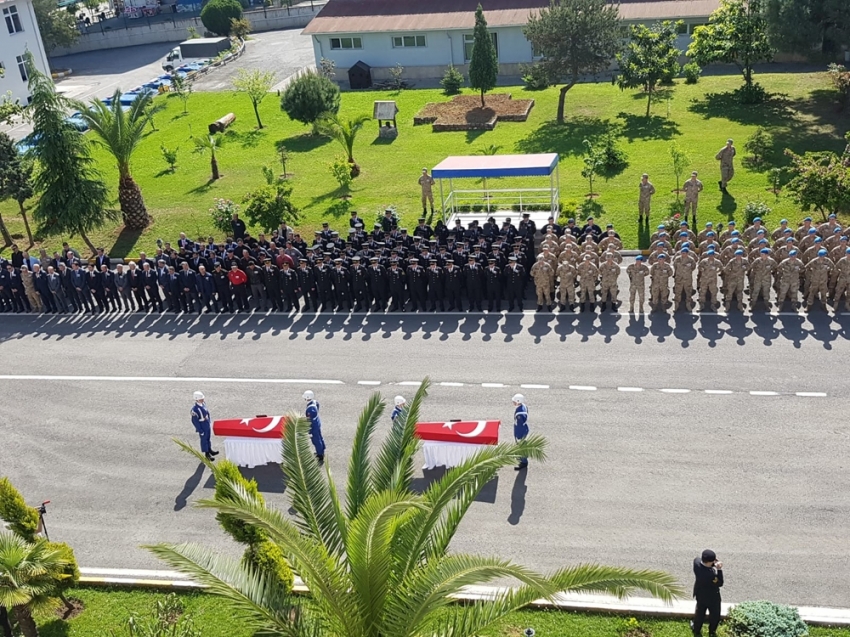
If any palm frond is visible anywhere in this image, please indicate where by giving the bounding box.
[144,543,308,637]
[372,378,430,493]
[347,491,429,636]
[281,414,346,556]
[386,553,558,637]
[345,392,385,520]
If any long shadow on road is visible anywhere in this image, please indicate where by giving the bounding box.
[1,309,848,349]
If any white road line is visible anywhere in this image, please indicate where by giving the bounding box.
[520,384,550,389]
[481,383,506,388]
[0,375,344,384]
[357,380,381,386]
[569,385,597,391]
[440,382,465,387]
[750,391,779,396]
[80,567,189,578]
[796,392,827,397]
[660,388,690,394]
[704,390,734,395]
[397,381,422,386]
[617,387,644,392]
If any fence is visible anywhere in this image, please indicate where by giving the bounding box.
[442,188,560,218]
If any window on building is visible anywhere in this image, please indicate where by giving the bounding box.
[16,55,27,82]
[464,33,498,62]
[4,6,22,34]
[392,35,426,48]
[676,22,688,35]
[330,36,362,50]
[689,23,707,34]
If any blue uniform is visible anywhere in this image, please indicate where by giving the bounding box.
[305,400,326,457]
[191,403,212,454]
[391,406,403,425]
[514,403,529,466]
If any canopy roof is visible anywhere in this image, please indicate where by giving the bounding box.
[431,153,559,179]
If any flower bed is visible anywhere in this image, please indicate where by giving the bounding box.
[413,94,534,131]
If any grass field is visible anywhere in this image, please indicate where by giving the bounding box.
[1,70,847,256]
[33,587,850,637]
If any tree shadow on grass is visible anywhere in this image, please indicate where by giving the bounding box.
[38,618,71,637]
[514,116,611,157]
[279,132,331,153]
[616,112,680,141]
[186,178,216,196]
[112,224,145,259]
[226,128,266,149]
[688,90,796,126]
[465,129,487,144]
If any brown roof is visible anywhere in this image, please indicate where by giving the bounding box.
[303,0,719,35]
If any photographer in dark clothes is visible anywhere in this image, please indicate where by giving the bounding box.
[692,549,724,637]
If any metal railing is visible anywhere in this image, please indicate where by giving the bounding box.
[442,188,560,217]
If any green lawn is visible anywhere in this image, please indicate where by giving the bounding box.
[33,587,850,637]
[2,71,847,256]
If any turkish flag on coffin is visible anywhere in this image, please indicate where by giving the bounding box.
[213,416,286,439]
[414,421,500,445]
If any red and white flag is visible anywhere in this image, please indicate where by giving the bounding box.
[415,421,500,445]
[212,416,286,439]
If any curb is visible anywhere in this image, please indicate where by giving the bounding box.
[51,68,73,79]
[78,573,850,627]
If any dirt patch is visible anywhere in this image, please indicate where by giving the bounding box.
[55,598,85,620]
[413,94,534,131]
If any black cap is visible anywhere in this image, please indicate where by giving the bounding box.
[701,549,717,563]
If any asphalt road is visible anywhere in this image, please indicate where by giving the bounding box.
[0,312,848,607]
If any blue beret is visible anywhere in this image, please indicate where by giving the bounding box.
[783,228,792,234]
[657,224,665,229]
[846,248,850,253]
[658,253,667,258]
[706,249,716,255]
[786,237,794,242]
[705,222,713,227]
[789,249,798,256]
[780,219,787,224]
[735,249,744,255]
[757,229,765,234]
[681,247,690,252]
[731,230,740,236]
[728,221,736,226]
[814,237,822,243]
[758,239,768,244]
[835,227,842,233]
[753,217,761,222]
[635,255,644,261]
[760,248,770,254]
[829,213,837,219]
[818,249,828,256]
[804,216,812,221]
[680,221,688,226]
[808,228,816,233]
[680,231,688,237]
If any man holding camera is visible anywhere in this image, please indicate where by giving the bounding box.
[692,549,724,637]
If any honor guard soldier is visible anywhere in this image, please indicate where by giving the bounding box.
[512,394,529,471]
[191,391,219,461]
[692,549,724,637]
[303,390,326,464]
[391,396,406,426]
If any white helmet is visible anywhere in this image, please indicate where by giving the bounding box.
[512,394,525,404]
[394,395,406,406]
[193,391,205,401]
[302,390,314,401]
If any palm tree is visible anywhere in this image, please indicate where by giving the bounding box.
[316,112,370,177]
[73,89,152,230]
[193,135,222,181]
[0,533,70,637]
[148,379,682,637]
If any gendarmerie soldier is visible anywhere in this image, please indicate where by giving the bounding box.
[692,549,723,637]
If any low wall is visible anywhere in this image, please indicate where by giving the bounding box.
[50,3,323,56]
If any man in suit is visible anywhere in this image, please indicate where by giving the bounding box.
[126,261,145,311]
[113,264,134,312]
[95,247,111,271]
[33,264,56,313]
[178,261,198,313]
[57,262,78,312]
[47,265,68,313]
[141,262,162,312]
[71,262,93,313]
[100,264,118,311]
[86,264,105,312]
[196,264,216,313]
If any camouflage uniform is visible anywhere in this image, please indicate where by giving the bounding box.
[598,258,620,310]
[626,259,650,312]
[723,257,748,311]
[777,255,804,307]
[805,256,834,309]
[683,175,703,222]
[697,256,722,309]
[832,254,850,310]
[529,257,555,309]
[576,256,599,310]
[672,251,697,311]
[748,254,776,307]
[556,262,577,308]
[649,257,673,311]
[638,177,656,221]
[715,141,736,190]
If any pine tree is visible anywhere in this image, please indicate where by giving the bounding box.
[468,4,499,107]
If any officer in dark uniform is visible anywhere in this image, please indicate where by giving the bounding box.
[464,255,483,311]
[297,258,318,311]
[504,256,525,311]
[443,259,463,311]
[368,256,387,310]
[314,257,334,311]
[262,258,283,311]
[212,262,232,312]
[280,261,300,312]
[331,258,352,311]
[512,394,529,470]
[485,258,502,312]
[303,390,326,463]
[349,256,370,311]
[425,259,444,312]
[388,259,407,311]
[196,265,216,313]
[692,549,724,637]
[413,218,433,240]
[406,257,427,311]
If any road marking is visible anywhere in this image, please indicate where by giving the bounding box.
[704,390,734,395]
[521,384,550,389]
[569,385,597,391]
[481,383,505,388]
[660,388,690,394]
[750,391,779,396]
[80,567,188,578]
[440,382,465,387]
[397,381,422,386]
[357,380,381,386]
[0,375,344,385]
[617,387,644,392]
[796,392,827,397]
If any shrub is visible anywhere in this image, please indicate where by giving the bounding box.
[726,600,808,637]
[160,144,179,172]
[520,63,550,90]
[47,541,80,594]
[683,61,701,84]
[599,130,628,173]
[735,82,768,105]
[329,155,353,191]
[744,127,773,169]
[213,460,267,545]
[744,201,771,225]
[281,70,340,128]
[200,0,242,36]
[440,64,464,95]
[229,16,251,39]
[388,63,405,91]
[827,63,850,111]
[0,477,40,541]
[209,198,238,234]
[243,540,294,593]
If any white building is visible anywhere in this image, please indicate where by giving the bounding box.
[304,0,721,83]
[0,0,50,105]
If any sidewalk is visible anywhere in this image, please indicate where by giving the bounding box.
[79,568,850,627]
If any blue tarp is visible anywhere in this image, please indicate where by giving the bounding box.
[431,153,559,179]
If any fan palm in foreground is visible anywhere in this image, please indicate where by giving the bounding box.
[148,378,683,637]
